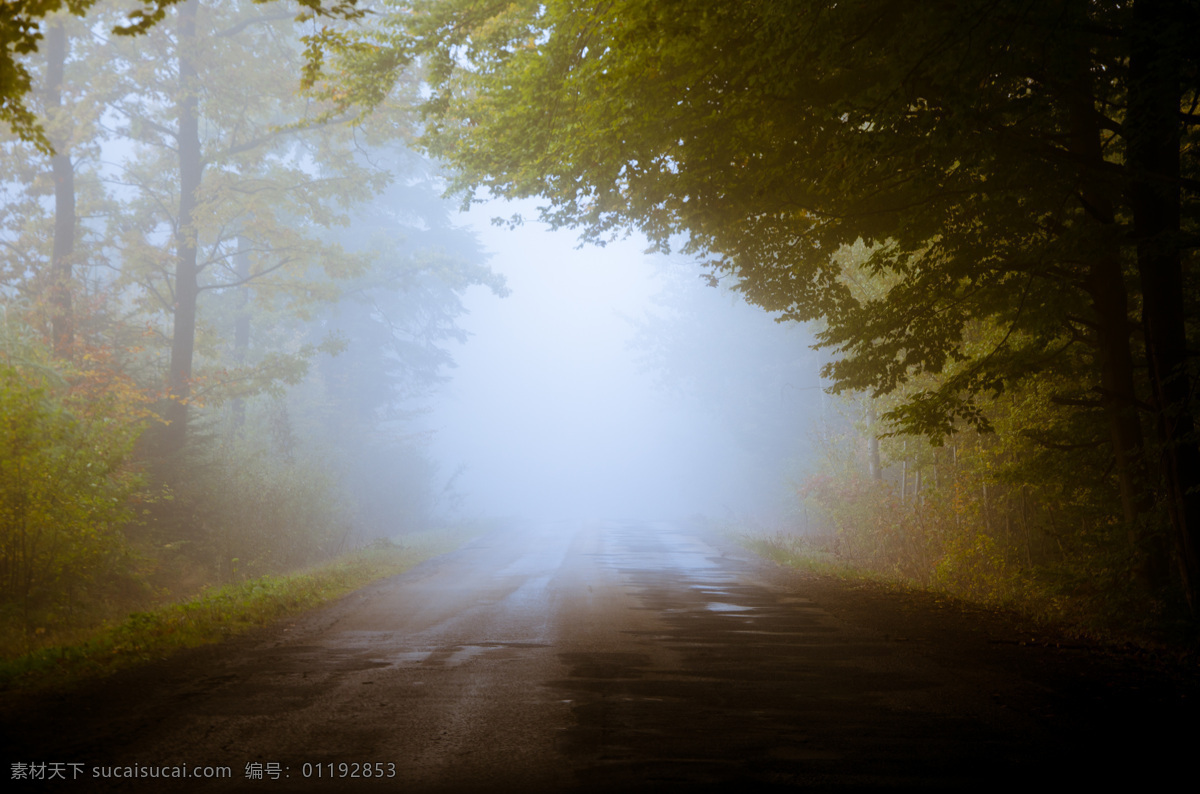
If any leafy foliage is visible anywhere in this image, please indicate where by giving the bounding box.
[0,320,149,624]
[0,0,368,151]
[393,0,1200,611]
[398,1,1121,426]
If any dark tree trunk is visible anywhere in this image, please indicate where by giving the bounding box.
[162,0,203,458]
[1062,45,1163,588]
[867,402,882,481]
[1125,0,1200,610]
[44,21,74,356]
[231,235,251,430]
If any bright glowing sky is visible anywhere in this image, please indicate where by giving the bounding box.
[427,199,753,520]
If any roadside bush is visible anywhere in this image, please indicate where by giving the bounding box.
[0,350,147,628]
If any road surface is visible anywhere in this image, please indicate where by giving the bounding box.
[3,520,1195,790]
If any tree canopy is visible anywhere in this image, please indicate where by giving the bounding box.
[391,0,1200,606]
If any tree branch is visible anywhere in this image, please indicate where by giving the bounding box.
[196,256,295,292]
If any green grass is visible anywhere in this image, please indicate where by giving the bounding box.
[0,528,478,693]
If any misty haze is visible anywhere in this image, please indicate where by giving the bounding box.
[1,1,1197,791]
[428,199,824,522]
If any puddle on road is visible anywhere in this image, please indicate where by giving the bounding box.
[392,650,431,665]
[388,640,552,669]
[705,602,755,613]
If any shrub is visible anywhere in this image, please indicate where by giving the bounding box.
[0,354,147,626]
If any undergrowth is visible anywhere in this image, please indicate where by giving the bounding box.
[736,532,863,580]
[728,522,1198,648]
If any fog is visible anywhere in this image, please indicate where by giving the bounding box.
[425,200,826,523]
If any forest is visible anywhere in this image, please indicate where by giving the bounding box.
[1,0,1198,667]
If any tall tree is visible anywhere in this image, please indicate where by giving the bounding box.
[0,8,113,349]
[42,18,74,353]
[107,0,389,457]
[1124,0,1200,604]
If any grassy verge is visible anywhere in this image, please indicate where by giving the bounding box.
[716,523,897,584]
[0,527,479,694]
[725,523,1200,649]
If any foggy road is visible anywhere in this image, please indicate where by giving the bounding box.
[4,520,1194,791]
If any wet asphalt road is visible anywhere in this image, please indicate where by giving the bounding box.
[4,520,1195,791]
